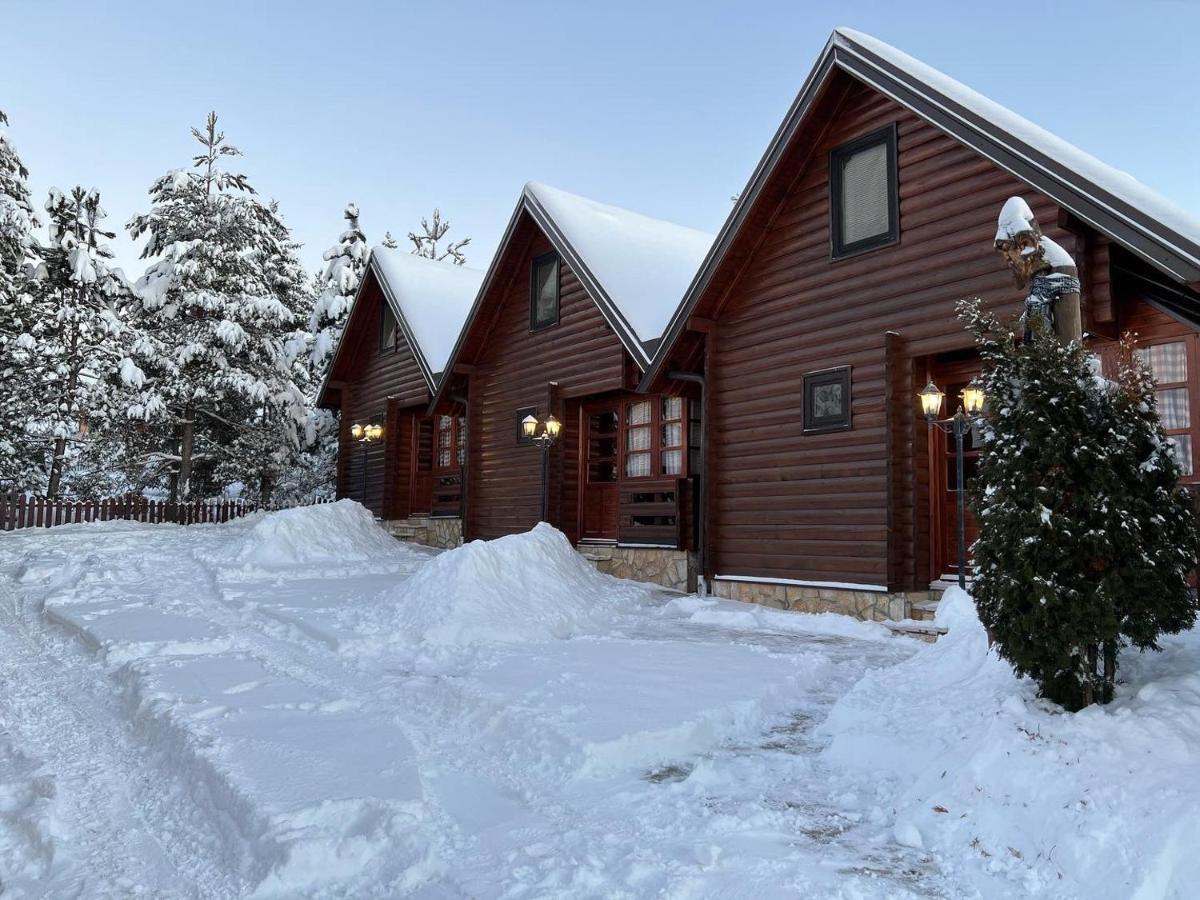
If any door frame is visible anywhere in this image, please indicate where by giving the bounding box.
[925,353,982,583]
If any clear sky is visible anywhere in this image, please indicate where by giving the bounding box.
[3,0,1198,279]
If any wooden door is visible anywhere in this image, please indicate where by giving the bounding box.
[928,358,982,581]
[410,416,434,515]
[580,402,619,540]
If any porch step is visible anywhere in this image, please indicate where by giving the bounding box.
[884,620,948,643]
[910,600,940,622]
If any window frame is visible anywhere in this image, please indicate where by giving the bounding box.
[529,251,561,332]
[433,414,465,473]
[803,366,853,434]
[829,123,900,260]
[379,299,399,353]
[1137,339,1197,479]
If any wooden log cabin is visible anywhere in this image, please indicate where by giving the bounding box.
[640,28,1200,619]
[430,182,713,589]
[318,248,483,547]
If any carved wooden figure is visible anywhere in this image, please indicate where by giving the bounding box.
[994,197,1082,343]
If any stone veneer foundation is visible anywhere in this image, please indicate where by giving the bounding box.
[382,516,463,550]
[711,577,934,622]
[577,544,697,593]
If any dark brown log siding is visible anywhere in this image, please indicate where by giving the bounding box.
[708,79,1100,588]
[335,277,431,517]
[464,224,627,541]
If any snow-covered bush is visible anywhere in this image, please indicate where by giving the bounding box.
[962,300,1199,709]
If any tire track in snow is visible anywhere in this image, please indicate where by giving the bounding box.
[0,579,250,898]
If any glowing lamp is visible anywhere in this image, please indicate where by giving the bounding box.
[919,381,944,422]
[544,415,562,439]
[961,382,985,415]
[522,414,539,439]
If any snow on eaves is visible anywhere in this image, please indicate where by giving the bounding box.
[524,182,714,352]
[369,247,484,380]
[835,28,1200,265]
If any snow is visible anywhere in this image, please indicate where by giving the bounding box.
[368,246,483,379]
[821,585,1200,897]
[524,182,714,351]
[2,507,1199,896]
[995,195,1036,243]
[836,28,1200,266]
[385,523,651,655]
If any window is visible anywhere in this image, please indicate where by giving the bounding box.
[379,301,399,352]
[530,252,560,330]
[830,124,899,258]
[515,405,537,446]
[803,366,852,433]
[660,396,683,475]
[436,416,454,469]
[625,400,652,477]
[1138,341,1194,476]
[456,416,467,467]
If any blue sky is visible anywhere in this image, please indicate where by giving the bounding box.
[3,0,1198,278]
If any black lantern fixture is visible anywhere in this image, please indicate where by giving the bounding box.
[350,421,383,505]
[521,413,561,523]
[920,379,985,589]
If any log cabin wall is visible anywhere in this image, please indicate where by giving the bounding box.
[706,77,1108,591]
[463,224,628,542]
[334,277,431,517]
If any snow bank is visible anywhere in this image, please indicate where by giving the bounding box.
[820,585,1200,897]
[202,500,410,572]
[386,523,651,652]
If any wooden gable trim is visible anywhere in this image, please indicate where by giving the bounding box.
[316,256,436,408]
[428,193,653,415]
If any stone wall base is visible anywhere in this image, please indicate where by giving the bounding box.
[711,578,935,622]
[577,543,696,593]
[382,516,463,550]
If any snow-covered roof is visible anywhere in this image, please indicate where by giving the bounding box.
[640,27,1200,389]
[522,182,714,353]
[369,247,483,384]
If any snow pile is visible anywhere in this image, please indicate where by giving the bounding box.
[820,586,1200,897]
[387,523,651,652]
[202,499,409,572]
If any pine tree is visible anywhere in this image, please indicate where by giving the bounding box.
[0,109,40,488]
[309,202,367,375]
[125,112,308,501]
[963,300,1199,709]
[24,187,131,496]
[408,208,469,265]
[212,203,313,505]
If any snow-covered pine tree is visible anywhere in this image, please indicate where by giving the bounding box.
[963,300,1199,709]
[125,112,308,501]
[24,187,131,496]
[380,231,398,250]
[212,202,313,505]
[408,208,469,265]
[309,202,367,376]
[0,108,40,488]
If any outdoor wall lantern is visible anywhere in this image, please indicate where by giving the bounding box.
[350,422,383,504]
[521,414,561,522]
[920,379,985,589]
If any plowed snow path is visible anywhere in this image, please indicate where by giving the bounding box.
[0,581,250,898]
[0,512,947,898]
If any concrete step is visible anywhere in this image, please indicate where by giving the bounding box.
[884,620,948,643]
[910,600,939,622]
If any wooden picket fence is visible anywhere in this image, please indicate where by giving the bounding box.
[0,491,335,532]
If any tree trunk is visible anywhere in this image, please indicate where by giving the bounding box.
[46,437,66,498]
[177,406,196,502]
[260,472,274,508]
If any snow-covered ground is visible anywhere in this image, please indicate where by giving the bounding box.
[0,502,1197,898]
